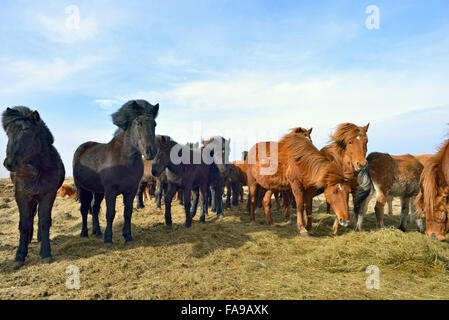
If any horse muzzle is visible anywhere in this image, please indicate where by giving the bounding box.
[3,158,16,172]
[430,233,446,241]
[338,218,350,227]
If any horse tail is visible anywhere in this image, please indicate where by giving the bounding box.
[353,166,372,214]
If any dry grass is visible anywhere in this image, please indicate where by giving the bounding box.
[0,178,448,300]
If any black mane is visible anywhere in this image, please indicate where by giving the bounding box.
[2,106,54,145]
[111,100,159,130]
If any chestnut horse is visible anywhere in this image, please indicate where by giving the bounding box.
[247,127,313,225]
[354,153,424,232]
[321,123,369,213]
[58,184,78,200]
[73,100,159,246]
[136,159,157,209]
[247,128,351,235]
[415,139,449,240]
[2,107,65,268]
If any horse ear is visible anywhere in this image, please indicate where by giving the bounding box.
[153,103,159,117]
[308,128,313,135]
[30,111,40,123]
[363,123,370,132]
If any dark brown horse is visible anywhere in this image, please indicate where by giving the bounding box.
[321,123,369,214]
[354,153,424,232]
[202,137,231,217]
[73,100,159,246]
[415,138,449,241]
[247,128,351,235]
[2,107,65,268]
[151,135,211,226]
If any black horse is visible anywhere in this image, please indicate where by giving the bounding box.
[201,137,231,218]
[2,107,65,268]
[151,135,211,227]
[73,100,159,246]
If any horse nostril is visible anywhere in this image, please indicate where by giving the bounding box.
[431,233,437,240]
[339,218,343,223]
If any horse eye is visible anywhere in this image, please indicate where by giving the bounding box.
[348,141,352,145]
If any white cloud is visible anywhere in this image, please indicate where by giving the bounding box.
[0,56,106,97]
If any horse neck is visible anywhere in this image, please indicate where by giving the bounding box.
[111,130,141,161]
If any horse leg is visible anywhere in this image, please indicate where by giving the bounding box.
[14,194,35,268]
[79,188,93,238]
[225,182,231,209]
[122,191,135,244]
[263,190,274,225]
[92,193,104,237]
[155,180,162,209]
[387,195,393,215]
[103,190,118,247]
[199,183,208,223]
[274,192,281,211]
[210,187,217,212]
[137,181,147,209]
[215,182,224,218]
[190,187,199,219]
[178,189,184,206]
[37,193,57,263]
[398,196,410,232]
[249,184,258,223]
[282,191,292,222]
[304,189,314,233]
[410,197,425,233]
[183,186,193,228]
[326,202,331,214]
[232,182,239,206]
[374,191,387,229]
[290,181,307,235]
[164,183,177,227]
[355,189,373,232]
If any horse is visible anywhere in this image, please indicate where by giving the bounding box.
[136,159,157,209]
[353,153,424,232]
[73,100,159,246]
[385,153,434,216]
[247,127,351,235]
[201,137,231,217]
[246,127,312,224]
[234,151,249,203]
[225,164,244,208]
[2,107,65,268]
[415,138,449,241]
[320,123,369,214]
[58,184,78,200]
[151,135,211,227]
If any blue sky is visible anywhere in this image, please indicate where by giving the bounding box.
[1,0,449,177]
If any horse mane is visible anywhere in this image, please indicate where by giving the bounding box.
[419,138,449,218]
[2,106,54,145]
[329,123,367,151]
[111,100,159,130]
[156,135,176,150]
[280,131,346,187]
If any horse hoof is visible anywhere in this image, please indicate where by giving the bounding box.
[398,226,406,233]
[14,261,24,269]
[300,232,310,237]
[126,241,134,246]
[42,257,52,264]
[104,242,113,248]
[80,232,88,238]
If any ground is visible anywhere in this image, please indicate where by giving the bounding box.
[0,178,448,300]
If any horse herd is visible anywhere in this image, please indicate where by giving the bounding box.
[2,100,449,269]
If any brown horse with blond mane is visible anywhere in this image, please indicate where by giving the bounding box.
[321,123,369,214]
[415,138,449,241]
[247,127,351,236]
